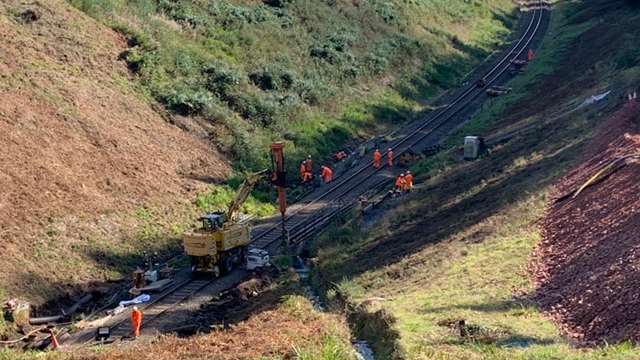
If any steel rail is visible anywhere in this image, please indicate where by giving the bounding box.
[78,278,215,347]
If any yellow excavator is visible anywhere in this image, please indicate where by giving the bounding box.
[182,142,287,276]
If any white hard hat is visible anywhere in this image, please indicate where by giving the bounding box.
[400,173,404,176]
[388,148,392,151]
[308,155,311,158]
[133,306,138,310]
[407,171,411,174]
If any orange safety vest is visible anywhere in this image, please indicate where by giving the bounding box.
[373,151,381,161]
[395,176,405,187]
[321,166,333,181]
[527,49,534,61]
[305,158,312,172]
[132,309,142,325]
[132,309,143,336]
[404,174,413,190]
[387,150,393,165]
[300,163,306,178]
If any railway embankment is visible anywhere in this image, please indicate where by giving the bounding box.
[312,0,640,358]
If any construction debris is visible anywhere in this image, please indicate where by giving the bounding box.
[530,105,640,343]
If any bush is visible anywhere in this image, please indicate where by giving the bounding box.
[203,62,243,98]
[249,65,297,91]
[159,86,214,115]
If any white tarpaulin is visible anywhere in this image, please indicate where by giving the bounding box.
[582,90,611,106]
[119,294,151,307]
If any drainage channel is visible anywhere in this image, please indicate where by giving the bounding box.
[292,256,376,360]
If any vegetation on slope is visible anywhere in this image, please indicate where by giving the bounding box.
[0,0,516,307]
[67,0,517,174]
[312,0,640,358]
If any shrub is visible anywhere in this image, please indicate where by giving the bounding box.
[159,86,214,115]
[203,62,244,97]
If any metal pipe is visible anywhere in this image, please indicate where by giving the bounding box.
[29,315,63,325]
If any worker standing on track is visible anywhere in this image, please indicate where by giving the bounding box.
[321,165,333,184]
[131,306,143,339]
[300,161,306,181]
[305,155,313,173]
[394,173,405,196]
[373,149,381,168]
[404,171,413,193]
[387,148,393,166]
[527,49,534,61]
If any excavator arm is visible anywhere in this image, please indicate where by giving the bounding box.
[225,169,269,222]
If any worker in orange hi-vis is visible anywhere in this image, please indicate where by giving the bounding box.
[131,306,143,339]
[321,165,333,184]
[373,149,381,168]
[527,49,534,61]
[302,171,313,183]
[335,150,347,161]
[394,173,405,195]
[305,155,313,173]
[387,148,393,166]
[300,161,306,181]
[403,171,413,193]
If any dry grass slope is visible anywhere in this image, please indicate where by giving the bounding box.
[0,0,228,302]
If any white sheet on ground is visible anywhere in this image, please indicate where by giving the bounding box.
[582,90,611,105]
[119,294,151,306]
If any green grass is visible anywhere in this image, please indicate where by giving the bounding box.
[65,0,517,177]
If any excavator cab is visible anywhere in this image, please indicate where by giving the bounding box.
[199,213,225,231]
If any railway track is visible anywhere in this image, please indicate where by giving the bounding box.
[249,0,547,250]
[76,1,547,347]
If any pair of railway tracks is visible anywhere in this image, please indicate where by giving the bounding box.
[249,0,547,249]
[79,0,546,346]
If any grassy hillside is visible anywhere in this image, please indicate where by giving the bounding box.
[0,0,518,308]
[312,0,640,358]
[67,0,517,173]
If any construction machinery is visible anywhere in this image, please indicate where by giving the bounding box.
[182,142,287,275]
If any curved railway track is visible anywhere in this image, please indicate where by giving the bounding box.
[77,1,547,346]
[249,0,547,250]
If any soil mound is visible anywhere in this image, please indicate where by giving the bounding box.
[0,0,228,299]
[530,104,640,343]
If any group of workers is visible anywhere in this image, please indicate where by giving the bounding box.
[300,155,334,184]
[299,147,416,194]
[394,171,413,195]
[372,148,393,168]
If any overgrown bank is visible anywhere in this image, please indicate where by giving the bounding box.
[67,0,518,173]
[312,0,640,358]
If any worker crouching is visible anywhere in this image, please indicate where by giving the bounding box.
[394,173,405,197]
[403,171,413,193]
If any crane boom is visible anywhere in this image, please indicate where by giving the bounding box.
[225,169,268,222]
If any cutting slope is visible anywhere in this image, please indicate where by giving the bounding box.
[0,0,227,300]
[531,104,640,343]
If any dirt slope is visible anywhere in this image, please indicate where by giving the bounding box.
[531,104,640,343]
[0,1,228,300]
